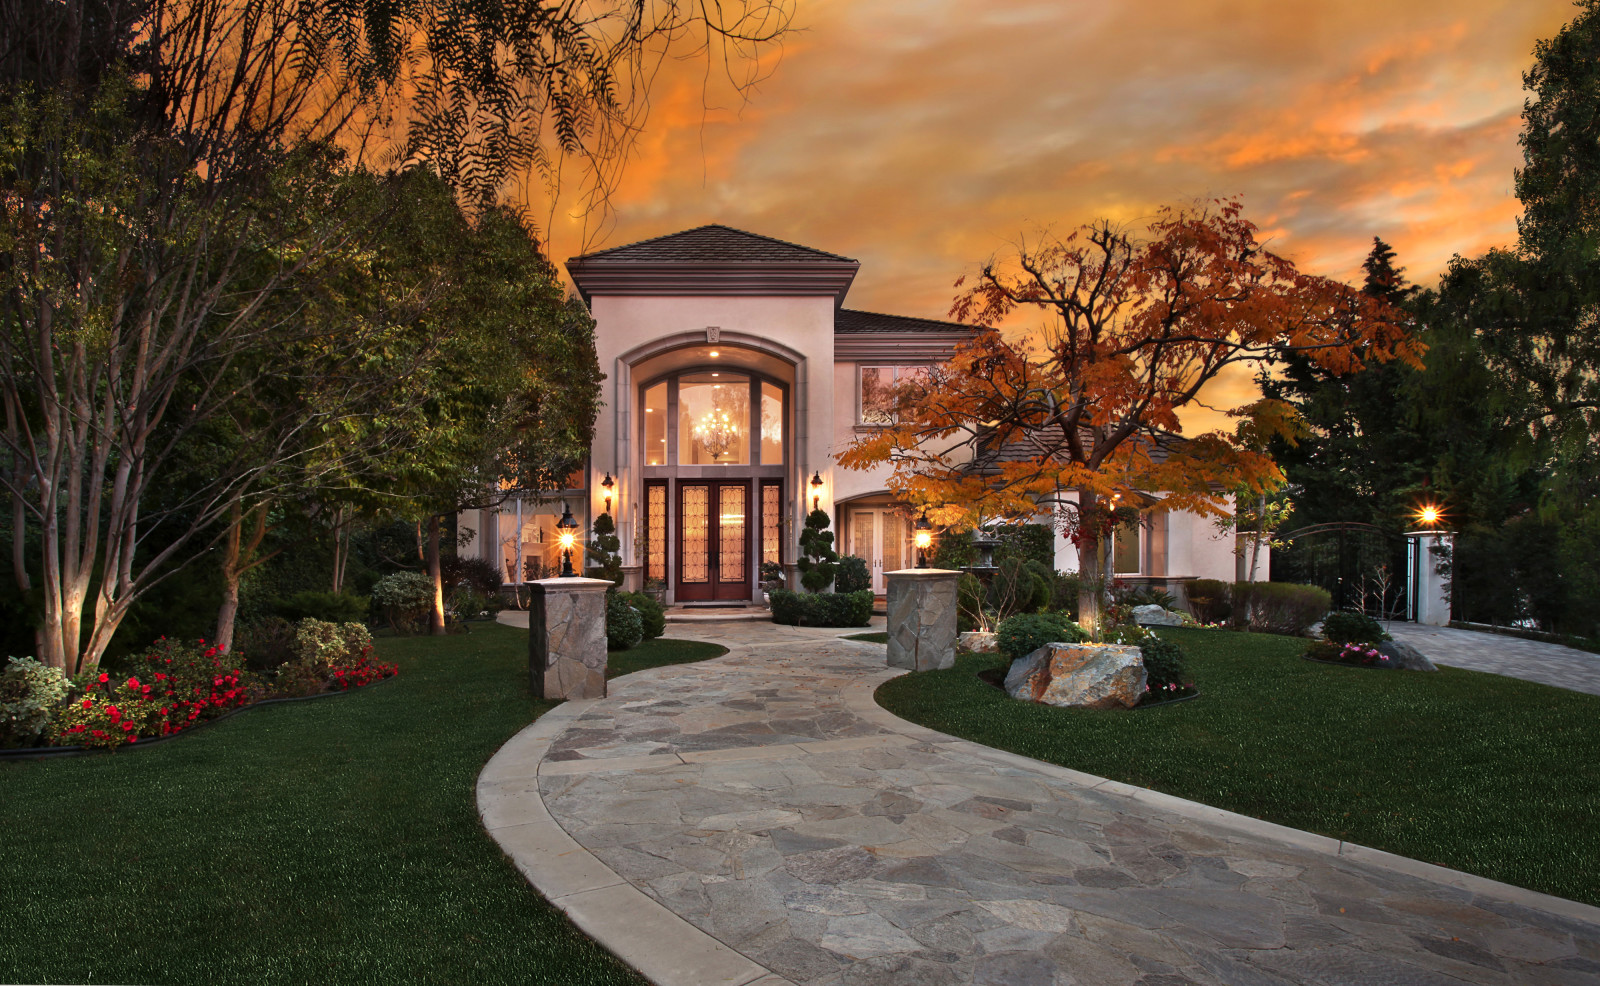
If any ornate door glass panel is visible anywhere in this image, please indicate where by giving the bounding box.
[646,483,667,582]
[681,485,710,583]
[761,483,781,566]
[718,485,746,583]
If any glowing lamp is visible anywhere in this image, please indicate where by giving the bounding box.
[600,472,614,514]
[913,512,933,569]
[1415,503,1443,528]
[556,502,579,577]
[810,471,824,510]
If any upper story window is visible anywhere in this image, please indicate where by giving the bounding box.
[860,365,929,425]
[1112,518,1142,575]
[642,371,786,467]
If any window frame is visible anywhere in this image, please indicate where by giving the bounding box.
[857,364,930,426]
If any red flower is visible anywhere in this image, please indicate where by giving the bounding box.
[97,672,109,683]
[81,699,92,710]
[126,677,140,688]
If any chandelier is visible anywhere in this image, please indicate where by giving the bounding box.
[692,402,740,460]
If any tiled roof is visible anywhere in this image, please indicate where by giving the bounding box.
[834,309,974,335]
[977,426,1181,468]
[572,225,856,264]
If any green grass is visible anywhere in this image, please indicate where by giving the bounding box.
[843,632,889,644]
[0,624,720,986]
[877,627,1600,907]
[607,637,727,678]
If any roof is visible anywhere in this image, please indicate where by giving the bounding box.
[566,225,860,306]
[977,425,1182,469]
[834,309,973,335]
[573,225,857,264]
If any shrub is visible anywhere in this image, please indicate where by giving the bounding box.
[1050,572,1082,619]
[277,590,370,625]
[278,619,394,695]
[49,638,254,748]
[993,523,1056,568]
[835,555,871,594]
[759,561,785,591]
[606,592,644,650]
[989,557,1046,619]
[588,513,624,586]
[995,612,1087,663]
[0,657,71,748]
[795,509,839,592]
[957,573,989,632]
[1110,580,1177,610]
[769,588,873,627]
[930,534,976,571]
[1233,582,1330,636]
[619,591,666,640]
[370,572,435,633]
[441,554,503,597]
[1321,609,1391,645]
[447,587,492,620]
[1183,579,1232,624]
[1139,634,1189,691]
[233,616,298,672]
[1100,623,1152,646]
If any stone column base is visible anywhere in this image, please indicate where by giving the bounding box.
[529,577,612,699]
[885,569,961,671]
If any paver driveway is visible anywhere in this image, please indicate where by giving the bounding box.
[479,619,1600,986]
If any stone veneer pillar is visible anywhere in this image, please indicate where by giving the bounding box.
[885,569,961,672]
[528,577,612,699]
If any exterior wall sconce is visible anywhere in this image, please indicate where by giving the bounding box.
[914,512,933,568]
[810,471,823,511]
[601,472,614,514]
[557,502,579,577]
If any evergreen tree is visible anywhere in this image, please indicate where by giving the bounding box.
[588,513,624,586]
[795,509,839,593]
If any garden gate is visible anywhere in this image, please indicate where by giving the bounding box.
[1271,523,1425,620]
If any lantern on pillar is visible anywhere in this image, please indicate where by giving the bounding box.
[557,502,580,578]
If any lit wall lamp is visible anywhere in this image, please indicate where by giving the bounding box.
[556,502,579,577]
[810,471,824,511]
[914,512,933,569]
[601,472,614,514]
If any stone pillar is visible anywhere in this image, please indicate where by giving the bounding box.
[528,577,612,699]
[1407,531,1453,627]
[885,569,960,672]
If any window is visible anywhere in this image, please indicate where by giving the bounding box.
[643,383,667,466]
[1112,518,1142,575]
[645,481,667,582]
[761,482,782,566]
[678,373,750,465]
[860,365,929,424]
[760,382,783,464]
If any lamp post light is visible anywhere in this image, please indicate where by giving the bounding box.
[914,512,933,569]
[810,471,824,511]
[600,472,614,514]
[556,502,579,577]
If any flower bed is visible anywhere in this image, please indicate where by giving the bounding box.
[2,620,397,753]
[1303,640,1395,669]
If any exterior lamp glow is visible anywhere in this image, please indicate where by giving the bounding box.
[1415,503,1443,528]
[600,472,614,514]
[913,512,933,568]
[556,502,579,577]
[810,471,824,510]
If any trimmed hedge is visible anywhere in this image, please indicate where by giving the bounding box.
[1234,582,1331,636]
[1321,609,1390,645]
[605,592,644,650]
[769,589,873,627]
[995,612,1087,663]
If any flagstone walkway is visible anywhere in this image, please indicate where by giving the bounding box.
[479,619,1600,986]
[1385,622,1600,696]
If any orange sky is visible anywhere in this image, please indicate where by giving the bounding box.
[534,0,1574,432]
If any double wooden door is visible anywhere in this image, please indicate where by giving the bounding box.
[676,481,750,601]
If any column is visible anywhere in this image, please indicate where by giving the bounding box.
[885,569,961,672]
[1408,531,1453,627]
[528,577,612,699]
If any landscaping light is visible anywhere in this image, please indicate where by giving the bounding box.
[556,502,579,577]
[810,471,824,510]
[601,472,614,514]
[1415,502,1443,528]
[914,512,933,569]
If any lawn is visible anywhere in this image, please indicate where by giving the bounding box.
[876,627,1600,907]
[0,625,720,986]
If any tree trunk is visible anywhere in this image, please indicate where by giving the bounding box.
[1247,492,1267,583]
[330,507,347,593]
[216,497,272,653]
[427,514,446,635]
[1075,489,1105,633]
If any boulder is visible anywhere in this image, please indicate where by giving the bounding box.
[1133,604,1186,627]
[1004,643,1147,710]
[1377,640,1438,671]
[958,631,998,653]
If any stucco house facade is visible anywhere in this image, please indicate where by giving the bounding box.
[460,225,1251,604]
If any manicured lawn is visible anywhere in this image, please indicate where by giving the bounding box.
[0,624,717,986]
[608,637,727,677]
[876,627,1600,907]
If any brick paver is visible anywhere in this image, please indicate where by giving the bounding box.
[1387,623,1600,696]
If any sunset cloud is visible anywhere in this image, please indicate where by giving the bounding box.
[535,0,1574,432]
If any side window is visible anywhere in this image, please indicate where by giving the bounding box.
[1112,518,1142,575]
[859,365,928,424]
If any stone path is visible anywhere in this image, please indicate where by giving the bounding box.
[480,619,1600,986]
[1386,623,1600,696]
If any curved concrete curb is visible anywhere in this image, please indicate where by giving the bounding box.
[479,638,1600,986]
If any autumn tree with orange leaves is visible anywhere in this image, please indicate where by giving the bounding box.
[838,199,1423,625]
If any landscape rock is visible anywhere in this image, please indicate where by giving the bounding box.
[958,631,998,653]
[1377,640,1438,671]
[1133,604,1186,627]
[1003,643,1147,709]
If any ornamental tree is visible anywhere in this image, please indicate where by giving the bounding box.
[795,509,839,593]
[838,199,1421,625]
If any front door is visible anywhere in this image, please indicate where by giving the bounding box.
[850,508,909,594]
[677,481,750,602]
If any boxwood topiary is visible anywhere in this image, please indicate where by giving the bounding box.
[995,612,1088,664]
[835,555,871,594]
[606,591,644,650]
[769,589,873,627]
[1320,609,1390,645]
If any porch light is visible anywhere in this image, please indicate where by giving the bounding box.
[601,472,614,514]
[557,502,579,577]
[810,471,824,510]
[914,512,933,568]
[1415,502,1444,528]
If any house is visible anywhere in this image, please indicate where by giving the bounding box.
[458,225,1252,603]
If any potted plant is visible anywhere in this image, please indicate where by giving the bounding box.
[759,561,784,607]
[643,576,667,607]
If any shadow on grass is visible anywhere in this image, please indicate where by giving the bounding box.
[876,627,1600,907]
